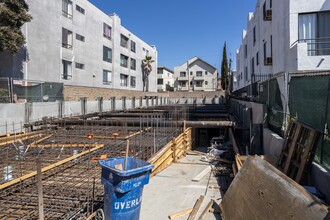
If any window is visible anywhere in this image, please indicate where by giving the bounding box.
[76,5,85,14]
[270,35,273,57]
[103,23,112,40]
[158,79,164,85]
[256,52,260,65]
[244,44,247,58]
[130,76,136,87]
[120,54,128,67]
[76,33,85,42]
[196,71,203,77]
[103,46,112,63]
[62,28,73,49]
[180,72,186,77]
[205,71,208,75]
[120,74,128,86]
[131,41,136,52]
[120,34,129,48]
[298,12,330,56]
[190,71,193,75]
[263,41,267,60]
[253,26,256,46]
[179,81,187,87]
[245,67,248,81]
[62,60,72,80]
[251,57,255,75]
[270,0,272,8]
[130,58,136,70]
[205,81,208,85]
[103,70,111,85]
[62,0,73,19]
[195,81,203,87]
[158,69,163,74]
[75,62,85,69]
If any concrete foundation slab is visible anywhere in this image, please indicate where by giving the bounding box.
[141,153,222,220]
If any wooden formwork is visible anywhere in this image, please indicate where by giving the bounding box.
[148,128,192,176]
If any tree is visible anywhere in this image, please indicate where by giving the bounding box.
[221,42,229,91]
[142,55,154,92]
[0,0,32,53]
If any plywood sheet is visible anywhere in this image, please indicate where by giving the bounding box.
[221,156,329,220]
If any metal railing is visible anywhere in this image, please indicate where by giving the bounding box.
[298,37,330,56]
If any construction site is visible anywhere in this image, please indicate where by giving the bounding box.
[0,95,329,219]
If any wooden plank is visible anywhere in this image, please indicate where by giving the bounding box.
[283,123,302,173]
[0,144,104,190]
[229,128,240,155]
[220,156,329,220]
[168,208,193,219]
[187,195,204,220]
[192,166,212,182]
[188,150,233,164]
[124,127,152,139]
[295,129,316,182]
[0,134,44,146]
[151,153,174,177]
[197,199,214,220]
[33,144,98,148]
[232,163,237,176]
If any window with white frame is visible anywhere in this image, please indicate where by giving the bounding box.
[120,34,129,48]
[76,5,85,14]
[75,62,85,70]
[130,58,136,70]
[195,81,203,87]
[130,76,136,87]
[180,72,186,77]
[62,28,73,49]
[62,0,73,18]
[158,79,163,85]
[120,74,128,86]
[103,23,112,40]
[196,71,203,77]
[103,46,112,63]
[62,60,72,80]
[179,81,187,87]
[120,54,128,67]
[76,33,85,42]
[131,40,136,52]
[103,70,111,85]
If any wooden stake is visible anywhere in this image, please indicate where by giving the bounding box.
[187,195,204,220]
[168,208,193,219]
[36,159,44,220]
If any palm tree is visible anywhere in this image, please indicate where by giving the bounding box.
[142,55,154,92]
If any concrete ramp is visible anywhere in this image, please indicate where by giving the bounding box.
[221,156,329,220]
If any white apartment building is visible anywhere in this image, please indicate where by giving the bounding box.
[174,57,218,92]
[0,0,157,92]
[234,0,330,95]
[157,67,174,92]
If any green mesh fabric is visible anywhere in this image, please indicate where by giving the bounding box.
[289,75,330,169]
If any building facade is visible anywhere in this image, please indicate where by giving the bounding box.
[157,67,174,92]
[234,0,330,95]
[0,0,157,92]
[174,57,218,92]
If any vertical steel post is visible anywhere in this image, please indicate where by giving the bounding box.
[37,159,44,220]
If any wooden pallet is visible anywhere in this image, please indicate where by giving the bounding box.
[278,121,321,183]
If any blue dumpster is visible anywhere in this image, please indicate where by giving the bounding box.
[99,157,154,220]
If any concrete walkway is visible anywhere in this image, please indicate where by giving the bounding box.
[140,153,222,220]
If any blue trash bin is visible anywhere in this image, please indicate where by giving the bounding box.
[98,157,154,220]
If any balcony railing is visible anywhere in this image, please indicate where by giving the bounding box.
[298,38,330,56]
[62,43,72,49]
[62,11,72,19]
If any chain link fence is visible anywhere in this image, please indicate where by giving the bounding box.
[0,77,64,103]
[257,72,330,169]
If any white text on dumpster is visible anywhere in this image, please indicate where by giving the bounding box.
[114,196,142,210]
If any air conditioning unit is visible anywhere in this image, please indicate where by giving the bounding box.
[264,10,272,21]
[264,57,273,66]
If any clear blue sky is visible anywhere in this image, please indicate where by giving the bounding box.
[89,0,256,72]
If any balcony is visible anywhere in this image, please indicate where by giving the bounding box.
[296,38,330,70]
